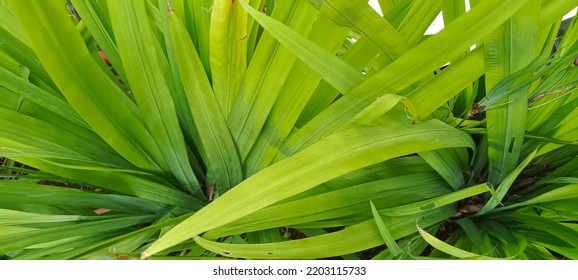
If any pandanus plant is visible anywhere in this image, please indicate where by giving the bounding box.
[0,0,578,259]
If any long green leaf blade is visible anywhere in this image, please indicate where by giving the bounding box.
[142,120,474,257]
[243,14,350,176]
[0,67,86,128]
[209,0,248,116]
[0,108,129,168]
[484,0,539,185]
[310,0,408,65]
[279,0,532,156]
[477,149,538,215]
[240,0,363,95]
[370,200,402,256]
[108,0,199,192]
[193,206,454,259]
[417,224,496,259]
[7,0,164,172]
[379,183,490,217]
[70,0,128,82]
[168,8,242,192]
[230,0,320,159]
[205,171,448,238]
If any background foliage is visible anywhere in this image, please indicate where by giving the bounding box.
[0,0,577,259]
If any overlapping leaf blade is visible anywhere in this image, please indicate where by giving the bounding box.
[1,0,577,261]
[168,9,242,192]
[143,120,473,257]
[484,0,539,185]
[7,0,164,172]
[108,0,199,193]
[279,0,532,157]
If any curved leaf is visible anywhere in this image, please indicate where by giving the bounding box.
[142,119,474,257]
[193,206,454,259]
